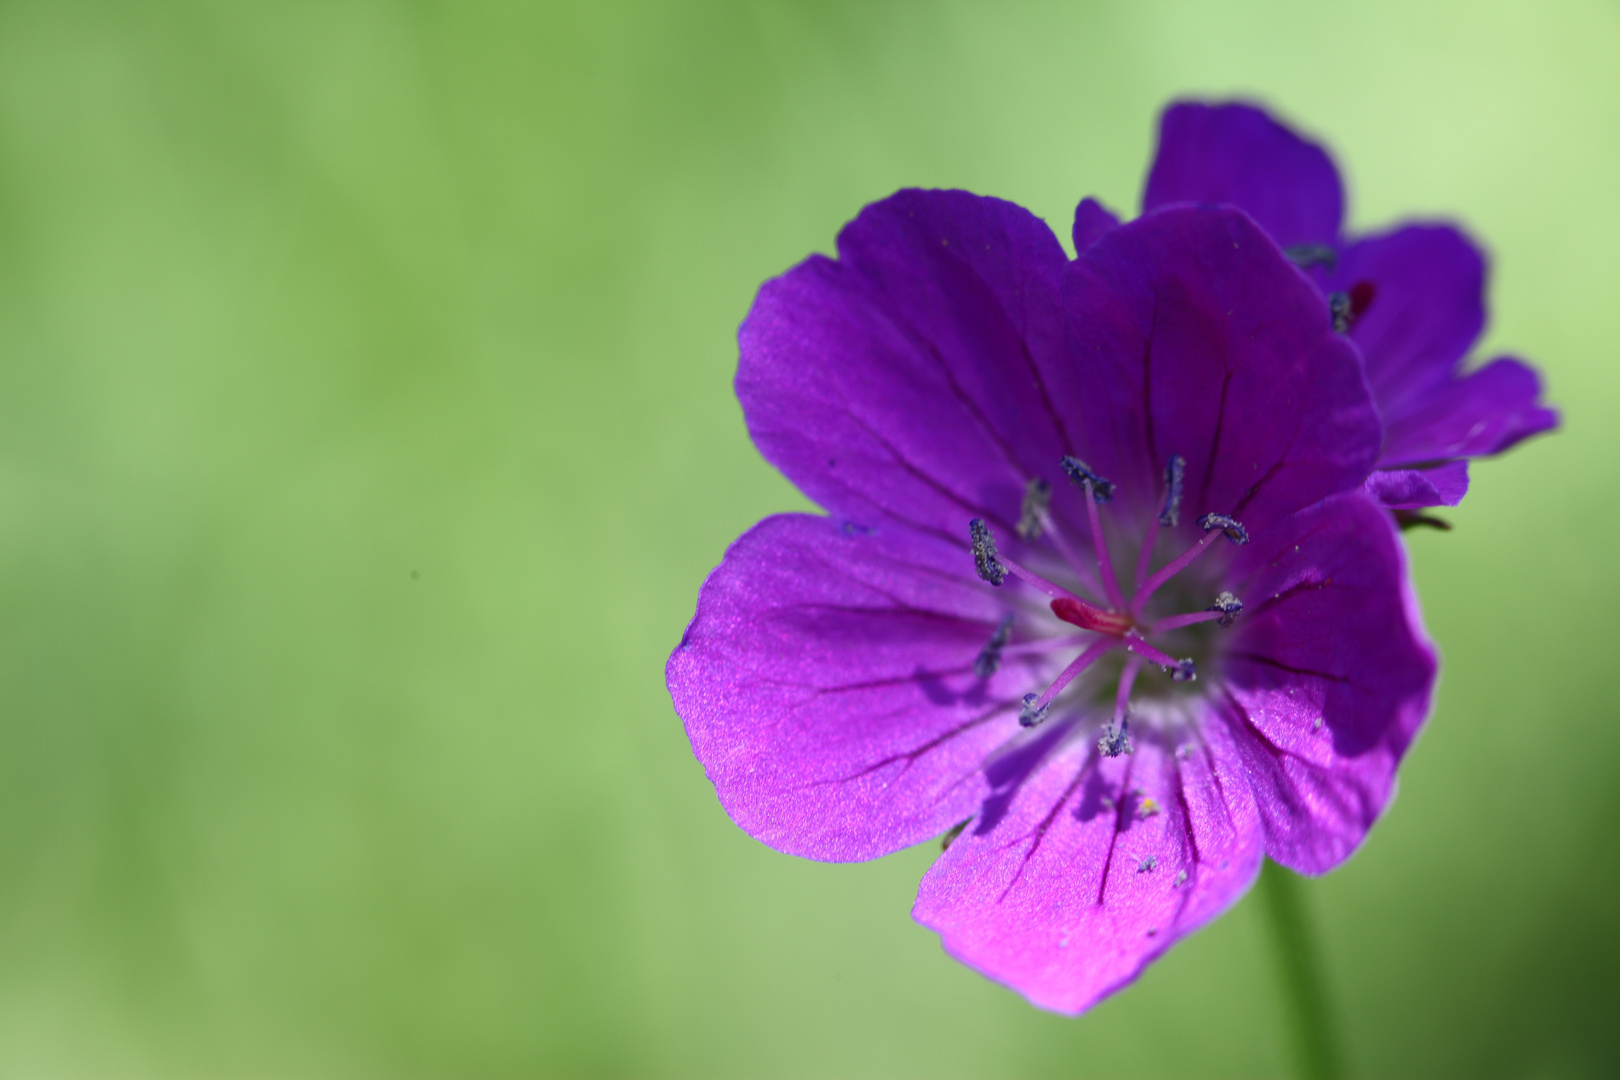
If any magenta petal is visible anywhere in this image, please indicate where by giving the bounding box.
[1365,461,1470,509]
[1071,196,1120,254]
[667,514,1037,862]
[1380,356,1560,467]
[1328,224,1486,413]
[1143,101,1344,248]
[1062,206,1381,532]
[736,189,1072,541]
[913,730,1263,1015]
[1220,492,1437,873]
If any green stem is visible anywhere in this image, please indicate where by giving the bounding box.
[1257,858,1343,1080]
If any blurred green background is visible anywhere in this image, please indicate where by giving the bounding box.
[0,1,1615,1076]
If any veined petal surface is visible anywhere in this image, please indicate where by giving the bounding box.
[736,189,1073,544]
[668,514,1041,862]
[1061,206,1381,534]
[1220,492,1437,873]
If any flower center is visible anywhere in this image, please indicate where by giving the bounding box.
[967,453,1248,750]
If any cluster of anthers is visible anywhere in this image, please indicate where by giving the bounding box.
[967,453,1247,757]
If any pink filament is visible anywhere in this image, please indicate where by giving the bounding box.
[1129,528,1222,618]
[1027,637,1117,714]
[1082,480,1127,610]
[1151,609,1226,633]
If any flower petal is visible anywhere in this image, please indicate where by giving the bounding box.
[1062,206,1381,533]
[1327,224,1485,415]
[1071,196,1120,254]
[1380,356,1560,467]
[736,189,1074,543]
[1142,101,1344,248]
[1365,461,1470,509]
[667,514,1041,862]
[912,727,1263,1015]
[1219,492,1437,873]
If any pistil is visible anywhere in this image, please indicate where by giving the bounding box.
[967,453,1245,740]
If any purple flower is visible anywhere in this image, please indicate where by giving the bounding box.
[668,190,1437,1013]
[1126,100,1559,510]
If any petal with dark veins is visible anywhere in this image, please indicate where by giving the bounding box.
[668,514,1047,862]
[1219,492,1437,873]
[737,189,1075,544]
[1061,207,1381,534]
[913,721,1263,1014]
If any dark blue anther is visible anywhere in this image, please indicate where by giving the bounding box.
[1284,243,1338,271]
[1098,717,1132,757]
[1060,456,1114,503]
[1159,454,1185,527]
[974,614,1015,678]
[1016,477,1051,541]
[968,518,1005,585]
[1208,591,1243,628]
[1329,291,1352,333]
[1169,658,1197,683]
[1019,692,1051,728]
[1197,512,1249,545]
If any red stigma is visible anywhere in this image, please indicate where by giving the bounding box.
[1349,280,1376,321]
[1051,596,1132,637]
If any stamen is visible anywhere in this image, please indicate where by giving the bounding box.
[1284,243,1338,271]
[1066,465,1126,610]
[1125,635,1196,681]
[968,519,1074,598]
[1150,591,1243,633]
[1129,524,1225,616]
[1033,505,1106,599]
[1018,637,1116,727]
[1151,610,1222,632]
[1018,693,1050,728]
[1114,653,1143,726]
[1098,717,1132,757]
[1208,591,1243,627]
[968,518,1005,585]
[1016,478,1051,541]
[1159,454,1185,527]
[1097,653,1142,757]
[1329,291,1352,333]
[1133,454,1181,591]
[1059,456,1114,503]
[998,634,1091,660]
[974,614,1015,677]
[1195,513,1250,545]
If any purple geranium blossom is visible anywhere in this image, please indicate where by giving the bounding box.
[667,190,1437,1013]
[1118,100,1558,510]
